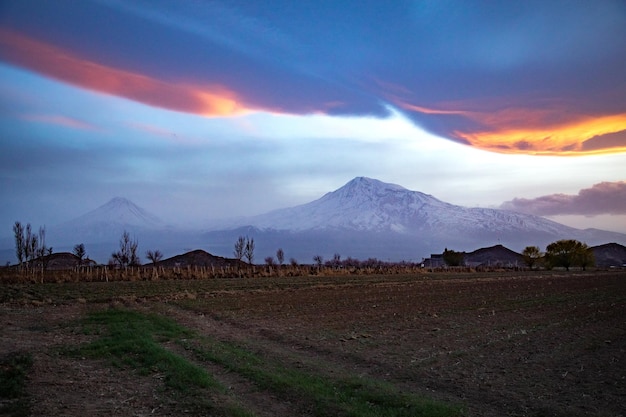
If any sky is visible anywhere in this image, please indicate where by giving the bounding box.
[1,0,625,234]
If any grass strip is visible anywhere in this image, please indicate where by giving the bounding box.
[71,308,255,417]
[187,339,462,417]
[76,309,216,391]
[0,352,33,417]
[71,308,461,416]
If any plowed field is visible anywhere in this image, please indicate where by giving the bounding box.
[1,270,625,416]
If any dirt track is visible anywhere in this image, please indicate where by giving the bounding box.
[1,271,625,416]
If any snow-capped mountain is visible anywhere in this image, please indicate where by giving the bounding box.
[68,197,164,230]
[43,198,197,263]
[204,177,626,261]
[50,197,164,242]
[246,177,570,235]
[3,179,625,265]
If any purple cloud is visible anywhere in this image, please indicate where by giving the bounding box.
[500,182,626,216]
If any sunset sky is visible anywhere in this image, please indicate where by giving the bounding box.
[1,0,625,234]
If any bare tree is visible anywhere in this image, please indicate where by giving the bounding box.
[289,257,298,267]
[146,249,163,265]
[264,256,275,266]
[42,247,53,270]
[13,221,25,267]
[14,222,51,271]
[313,255,323,268]
[73,243,86,267]
[23,223,38,266]
[332,253,341,268]
[234,236,246,261]
[244,237,255,265]
[110,231,140,267]
[36,226,51,272]
[276,248,285,266]
[36,226,48,259]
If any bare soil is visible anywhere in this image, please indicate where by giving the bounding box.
[1,270,625,416]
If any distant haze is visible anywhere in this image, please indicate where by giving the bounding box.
[2,177,624,265]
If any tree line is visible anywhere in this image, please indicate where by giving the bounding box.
[522,240,595,271]
[10,221,598,272]
[442,239,595,271]
[12,221,51,270]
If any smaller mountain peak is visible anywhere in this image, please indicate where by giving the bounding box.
[106,197,134,205]
[76,196,163,227]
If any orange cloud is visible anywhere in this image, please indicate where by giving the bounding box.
[393,99,626,156]
[0,28,251,117]
[456,111,626,155]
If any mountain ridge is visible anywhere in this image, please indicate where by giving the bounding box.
[205,177,626,261]
[237,177,581,235]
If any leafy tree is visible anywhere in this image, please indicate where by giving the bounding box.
[442,248,464,267]
[521,246,542,269]
[576,245,595,271]
[545,239,592,271]
[234,236,246,261]
[110,230,140,268]
[244,237,255,265]
[146,249,163,265]
[276,248,285,266]
[73,243,86,266]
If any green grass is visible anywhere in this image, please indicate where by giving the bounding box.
[73,308,461,417]
[0,352,33,417]
[76,309,216,391]
[187,339,462,417]
[71,308,256,416]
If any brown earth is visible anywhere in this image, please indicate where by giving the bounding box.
[1,270,625,416]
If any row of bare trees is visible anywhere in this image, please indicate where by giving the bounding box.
[9,220,599,273]
[108,231,162,268]
[12,221,52,270]
[234,236,256,264]
[12,222,163,269]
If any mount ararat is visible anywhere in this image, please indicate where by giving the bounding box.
[2,177,624,264]
[206,177,626,262]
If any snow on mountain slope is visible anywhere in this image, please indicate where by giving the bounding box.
[244,177,577,236]
[68,197,164,229]
[48,197,166,246]
[43,198,201,263]
[203,177,625,261]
